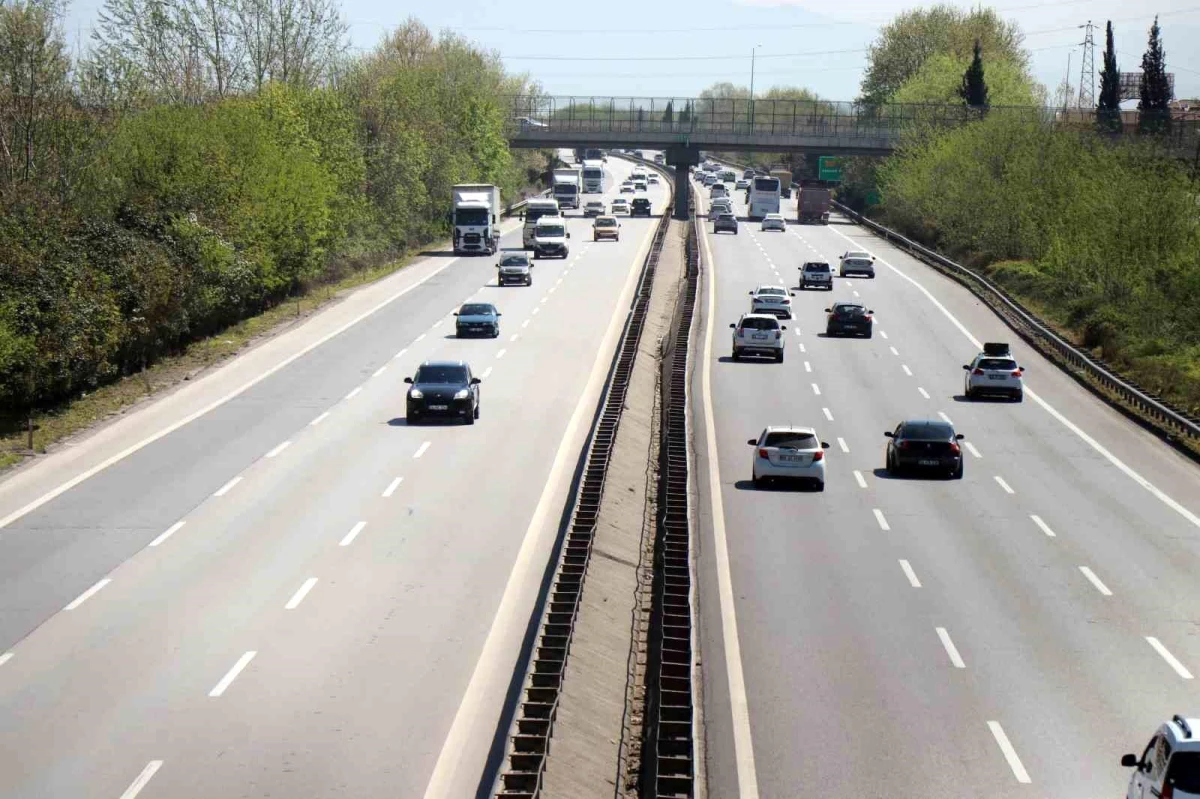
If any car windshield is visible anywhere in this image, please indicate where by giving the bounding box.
[525,206,558,222]
[460,304,494,316]
[456,208,488,226]
[763,432,817,449]
[500,254,528,266]
[978,358,1017,370]
[806,263,831,272]
[595,218,616,227]
[1168,753,1200,792]
[538,225,565,237]
[415,366,468,384]
[900,422,953,440]
[740,317,778,330]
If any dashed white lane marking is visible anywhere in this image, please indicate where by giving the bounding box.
[1079,566,1113,596]
[936,627,966,668]
[794,328,802,337]
[804,361,812,372]
[416,333,426,342]
[987,721,1032,783]
[522,319,530,329]
[798,343,806,352]
[373,366,387,378]
[917,387,930,399]
[496,349,508,360]
[811,383,821,396]
[310,411,330,426]
[854,470,868,488]
[994,475,1015,494]
[344,386,362,400]
[285,577,319,610]
[213,476,243,497]
[382,477,403,497]
[118,760,164,799]
[339,521,367,547]
[149,521,185,547]
[482,367,493,380]
[533,306,540,314]
[64,578,111,610]
[873,508,890,531]
[394,347,408,360]
[822,407,834,421]
[1147,637,1194,679]
[413,441,431,459]
[938,412,953,425]
[844,281,853,287]
[890,346,899,356]
[540,297,548,304]
[901,364,912,376]
[266,440,291,458]
[899,559,922,587]
[853,290,860,298]
[964,441,982,458]
[1030,514,1057,537]
[0,652,11,668]
[879,330,889,339]
[837,437,849,453]
[209,651,257,697]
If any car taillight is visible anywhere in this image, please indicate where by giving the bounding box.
[973,368,985,375]
[812,450,824,461]
[1161,783,1173,799]
[774,330,781,339]
[1011,370,1022,377]
[758,448,770,459]
[863,315,872,321]
[898,441,910,449]
[949,443,960,454]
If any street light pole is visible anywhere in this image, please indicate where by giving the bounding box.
[749,44,761,131]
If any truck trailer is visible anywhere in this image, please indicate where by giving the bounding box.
[797,179,832,225]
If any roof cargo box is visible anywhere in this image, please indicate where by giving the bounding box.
[983,342,1011,356]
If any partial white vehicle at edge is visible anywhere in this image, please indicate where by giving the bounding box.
[748,426,831,490]
[1121,714,1200,799]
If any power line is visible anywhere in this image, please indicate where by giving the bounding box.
[499,47,868,63]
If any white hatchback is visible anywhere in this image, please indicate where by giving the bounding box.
[761,213,786,231]
[748,426,830,490]
[749,285,795,319]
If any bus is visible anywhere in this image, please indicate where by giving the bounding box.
[747,176,781,219]
[582,160,605,193]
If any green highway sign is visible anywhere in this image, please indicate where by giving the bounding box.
[817,156,843,182]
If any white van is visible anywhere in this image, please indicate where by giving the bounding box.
[522,198,561,249]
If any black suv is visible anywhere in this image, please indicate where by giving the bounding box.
[631,197,652,217]
[405,361,481,425]
[885,420,965,479]
[824,301,874,337]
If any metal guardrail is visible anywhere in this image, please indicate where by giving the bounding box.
[833,201,1200,443]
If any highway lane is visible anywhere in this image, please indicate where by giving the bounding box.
[692,173,1200,797]
[0,153,667,798]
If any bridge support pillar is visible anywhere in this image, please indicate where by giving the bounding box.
[666,144,701,220]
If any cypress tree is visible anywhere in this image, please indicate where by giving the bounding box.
[1096,21,1122,133]
[662,100,674,123]
[959,39,989,112]
[1137,15,1172,134]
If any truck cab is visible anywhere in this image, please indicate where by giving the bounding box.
[451,184,502,256]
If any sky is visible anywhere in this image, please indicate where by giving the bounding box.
[61,0,1200,103]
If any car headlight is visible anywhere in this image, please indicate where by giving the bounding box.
[453,389,470,400]
[408,389,423,399]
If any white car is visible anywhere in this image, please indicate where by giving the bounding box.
[731,313,786,362]
[963,342,1024,401]
[748,426,830,490]
[710,183,727,199]
[799,261,833,291]
[620,181,635,193]
[703,173,719,186]
[710,198,733,216]
[610,198,630,215]
[749,285,794,318]
[760,213,785,231]
[839,250,876,278]
[1122,715,1200,799]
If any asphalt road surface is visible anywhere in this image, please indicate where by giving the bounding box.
[693,172,1200,798]
[0,153,667,798]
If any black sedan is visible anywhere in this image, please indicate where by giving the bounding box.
[825,302,874,337]
[884,420,964,478]
[405,361,481,425]
[454,303,501,338]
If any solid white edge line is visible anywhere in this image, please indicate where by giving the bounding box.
[149,520,185,547]
[64,578,111,610]
[285,577,319,610]
[382,477,403,498]
[899,559,922,588]
[265,440,291,458]
[1078,566,1113,596]
[827,224,1200,532]
[413,441,431,459]
[994,475,1015,494]
[935,626,966,668]
[213,475,242,497]
[837,437,849,453]
[373,365,387,378]
[1146,636,1195,679]
[422,180,664,799]
[854,470,868,489]
[987,721,1032,783]
[394,347,408,360]
[208,650,257,697]
[310,411,330,426]
[416,333,426,342]
[118,760,164,799]
[0,239,509,532]
[873,508,890,531]
[0,652,13,667]
[964,441,982,459]
[344,386,362,400]
[339,521,366,547]
[1030,514,1057,537]
[938,412,953,424]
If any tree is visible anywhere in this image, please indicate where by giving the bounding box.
[861,5,1027,106]
[1137,15,1171,135]
[662,100,673,124]
[179,0,243,96]
[959,39,989,111]
[91,0,207,104]
[892,52,1041,107]
[678,100,691,124]
[1096,21,1121,132]
[0,0,71,186]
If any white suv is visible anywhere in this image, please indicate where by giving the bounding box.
[748,426,830,490]
[963,342,1024,401]
[799,261,833,291]
[1122,715,1200,799]
[731,314,786,362]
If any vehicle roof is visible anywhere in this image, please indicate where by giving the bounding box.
[844,250,872,258]
[762,425,818,435]
[739,312,780,322]
[419,359,468,368]
[897,419,956,435]
[832,300,864,307]
[459,302,497,311]
[803,261,831,268]
[535,217,566,225]
[595,215,618,222]
[755,285,787,292]
[526,198,559,207]
[1165,716,1200,748]
[764,212,783,218]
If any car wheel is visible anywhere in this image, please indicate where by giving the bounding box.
[866,330,873,338]
[965,385,975,400]
[1013,390,1024,402]
[475,401,481,420]
[775,350,784,364]
[408,413,420,425]
[952,461,964,480]
[493,327,500,338]
[526,277,532,286]
[732,348,741,361]
[465,409,475,426]
[815,481,825,492]
[752,472,760,488]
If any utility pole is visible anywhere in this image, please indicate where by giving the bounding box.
[1063,51,1072,113]
[749,44,761,131]
[1077,20,1096,109]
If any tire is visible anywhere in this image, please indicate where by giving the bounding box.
[775,350,784,364]
[532,252,539,260]
[952,461,964,480]
[526,276,532,286]
[825,327,834,337]
[408,413,420,426]
[1013,390,1024,403]
[732,348,741,361]
[815,481,825,492]
[965,385,975,400]
[492,327,500,339]
[866,329,873,339]
[475,401,481,420]
[752,472,761,488]
[465,408,475,425]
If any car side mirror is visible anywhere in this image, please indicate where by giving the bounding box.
[955,434,965,440]
[884,431,894,438]
[729,323,736,328]
[470,377,481,385]
[781,326,787,330]
[404,377,413,384]
[790,292,796,296]
[1019,366,1025,372]
[868,309,875,314]
[747,439,758,446]
[453,312,459,316]
[748,291,754,296]
[497,312,503,316]
[1121,754,1138,768]
[821,442,830,449]
[824,308,832,312]
[962,364,970,370]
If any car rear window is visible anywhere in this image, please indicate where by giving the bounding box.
[764,432,817,449]
[460,304,494,315]
[978,358,1017,370]
[1168,752,1200,792]
[834,304,866,316]
[740,317,779,330]
[805,263,831,272]
[718,213,736,220]
[415,366,468,384]
[845,259,873,268]
[758,288,786,296]
[900,422,953,440]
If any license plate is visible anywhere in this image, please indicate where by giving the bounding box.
[429,405,448,411]
[752,333,768,340]
[988,375,1006,380]
[779,455,802,462]
[919,459,939,466]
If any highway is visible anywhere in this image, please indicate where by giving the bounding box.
[692,173,1200,797]
[0,153,666,798]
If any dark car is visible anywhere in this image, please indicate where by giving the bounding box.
[405,361,481,425]
[884,420,965,479]
[454,303,501,338]
[824,302,874,337]
[631,197,653,217]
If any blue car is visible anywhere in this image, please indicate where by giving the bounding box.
[454,303,501,338]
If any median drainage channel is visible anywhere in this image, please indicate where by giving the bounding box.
[495,173,695,798]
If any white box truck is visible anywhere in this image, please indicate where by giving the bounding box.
[552,168,582,210]
[582,160,605,194]
[451,184,502,255]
